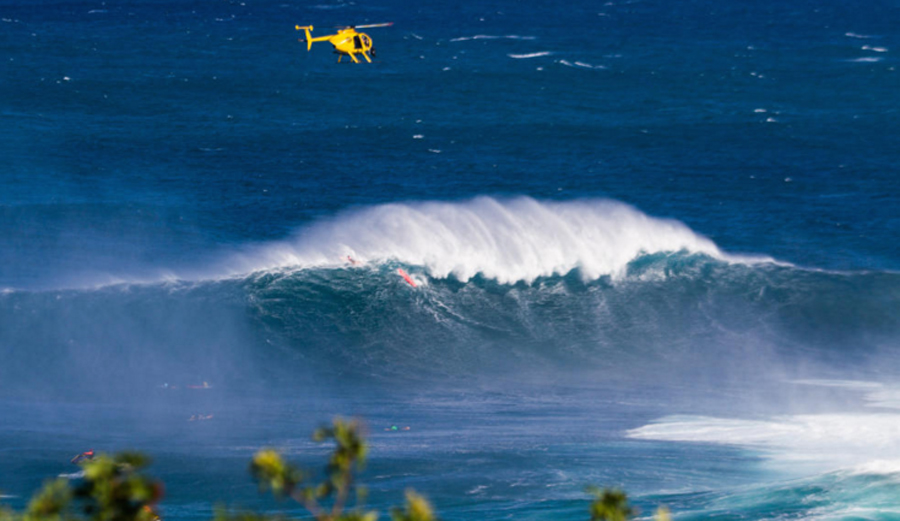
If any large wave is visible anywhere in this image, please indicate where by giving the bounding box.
[217,197,773,284]
[1,197,898,398]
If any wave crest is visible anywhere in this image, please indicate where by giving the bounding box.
[226,197,760,283]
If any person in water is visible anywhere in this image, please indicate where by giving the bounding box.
[71,449,95,464]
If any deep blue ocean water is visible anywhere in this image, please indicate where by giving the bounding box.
[2,0,900,519]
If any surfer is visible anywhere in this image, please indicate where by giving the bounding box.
[70,449,95,464]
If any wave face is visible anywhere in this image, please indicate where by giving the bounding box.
[219,197,760,284]
[2,198,899,398]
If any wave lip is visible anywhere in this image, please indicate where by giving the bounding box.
[227,196,770,284]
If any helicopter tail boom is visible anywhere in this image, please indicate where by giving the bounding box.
[295,25,315,51]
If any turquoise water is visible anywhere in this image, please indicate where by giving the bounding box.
[2,0,900,519]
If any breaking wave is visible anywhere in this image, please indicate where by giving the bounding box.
[218,197,774,284]
[2,197,899,400]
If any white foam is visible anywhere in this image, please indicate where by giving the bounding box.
[450,35,536,42]
[558,60,606,70]
[628,413,900,472]
[847,57,883,62]
[846,460,900,476]
[223,196,773,284]
[862,45,889,53]
[508,52,552,59]
[846,32,877,39]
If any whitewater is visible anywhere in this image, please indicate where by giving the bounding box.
[214,197,776,285]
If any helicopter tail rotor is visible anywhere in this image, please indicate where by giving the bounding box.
[295,25,314,51]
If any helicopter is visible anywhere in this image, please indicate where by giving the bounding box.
[295,23,393,63]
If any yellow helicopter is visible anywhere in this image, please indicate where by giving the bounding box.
[295,23,393,63]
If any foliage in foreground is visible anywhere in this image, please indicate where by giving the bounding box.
[0,452,163,521]
[2,418,664,521]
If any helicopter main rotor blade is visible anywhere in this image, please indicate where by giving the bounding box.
[353,22,393,29]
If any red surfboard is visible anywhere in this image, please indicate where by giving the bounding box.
[398,268,417,287]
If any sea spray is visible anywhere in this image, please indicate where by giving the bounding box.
[221,197,769,284]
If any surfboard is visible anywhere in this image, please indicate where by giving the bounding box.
[398,268,417,287]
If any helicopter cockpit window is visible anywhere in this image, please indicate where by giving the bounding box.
[353,35,363,49]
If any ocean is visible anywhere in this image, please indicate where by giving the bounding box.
[1,0,899,519]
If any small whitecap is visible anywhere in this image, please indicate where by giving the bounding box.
[754,108,767,113]
[766,117,777,123]
[428,149,441,153]
[466,485,488,495]
[413,134,424,139]
[862,45,888,52]
[508,51,551,59]
[450,34,536,42]
[558,59,604,69]
[784,177,793,182]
